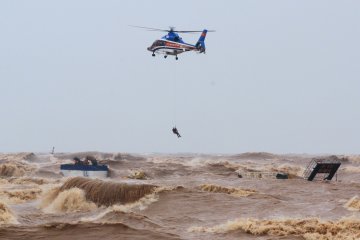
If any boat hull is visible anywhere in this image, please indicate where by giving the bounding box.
[60,164,109,178]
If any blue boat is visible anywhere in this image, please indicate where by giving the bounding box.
[60,156,109,178]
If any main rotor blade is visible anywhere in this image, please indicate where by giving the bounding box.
[174,30,216,33]
[129,25,169,32]
[129,25,216,33]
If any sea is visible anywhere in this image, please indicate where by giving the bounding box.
[0,152,360,240]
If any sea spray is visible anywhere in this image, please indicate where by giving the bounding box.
[345,196,360,211]
[199,184,256,197]
[9,177,53,185]
[127,169,147,180]
[0,188,42,204]
[0,201,17,224]
[40,187,61,209]
[41,188,97,213]
[0,164,27,177]
[272,163,305,178]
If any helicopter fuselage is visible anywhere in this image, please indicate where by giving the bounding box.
[147,39,198,56]
[147,31,205,57]
[145,29,209,59]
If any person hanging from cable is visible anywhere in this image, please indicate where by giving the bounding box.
[172,127,181,138]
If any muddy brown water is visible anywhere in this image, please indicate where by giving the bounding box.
[0,152,359,240]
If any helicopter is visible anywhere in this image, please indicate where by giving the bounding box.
[131,26,215,60]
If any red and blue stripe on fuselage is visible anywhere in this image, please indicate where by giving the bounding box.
[147,39,197,56]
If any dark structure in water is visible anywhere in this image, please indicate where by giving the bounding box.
[303,156,342,181]
[236,171,288,179]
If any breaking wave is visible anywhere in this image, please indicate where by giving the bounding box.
[0,152,36,162]
[40,178,178,215]
[54,177,156,207]
[189,218,360,240]
[147,157,241,171]
[0,201,17,224]
[0,188,42,204]
[271,163,305,178]
[107,186,180,213]
[204,160,240,172]
[0,177,58,186]
[9,177,54,185]
[127,169,147,180]
[85,193,160,222]
[82,186,181,224]
[199,184,256,197]
[41,187,97,213]
[0,164,28,177]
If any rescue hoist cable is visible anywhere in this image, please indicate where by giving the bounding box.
[173,61,177,126]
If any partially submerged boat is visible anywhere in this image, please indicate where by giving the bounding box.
[236,170,288,179]
[60,156,109,178]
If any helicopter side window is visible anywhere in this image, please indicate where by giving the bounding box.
[151,40,161,47]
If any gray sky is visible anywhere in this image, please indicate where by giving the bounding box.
[0,0,359,154]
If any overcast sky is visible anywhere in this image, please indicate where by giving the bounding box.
[0,1,359,154]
